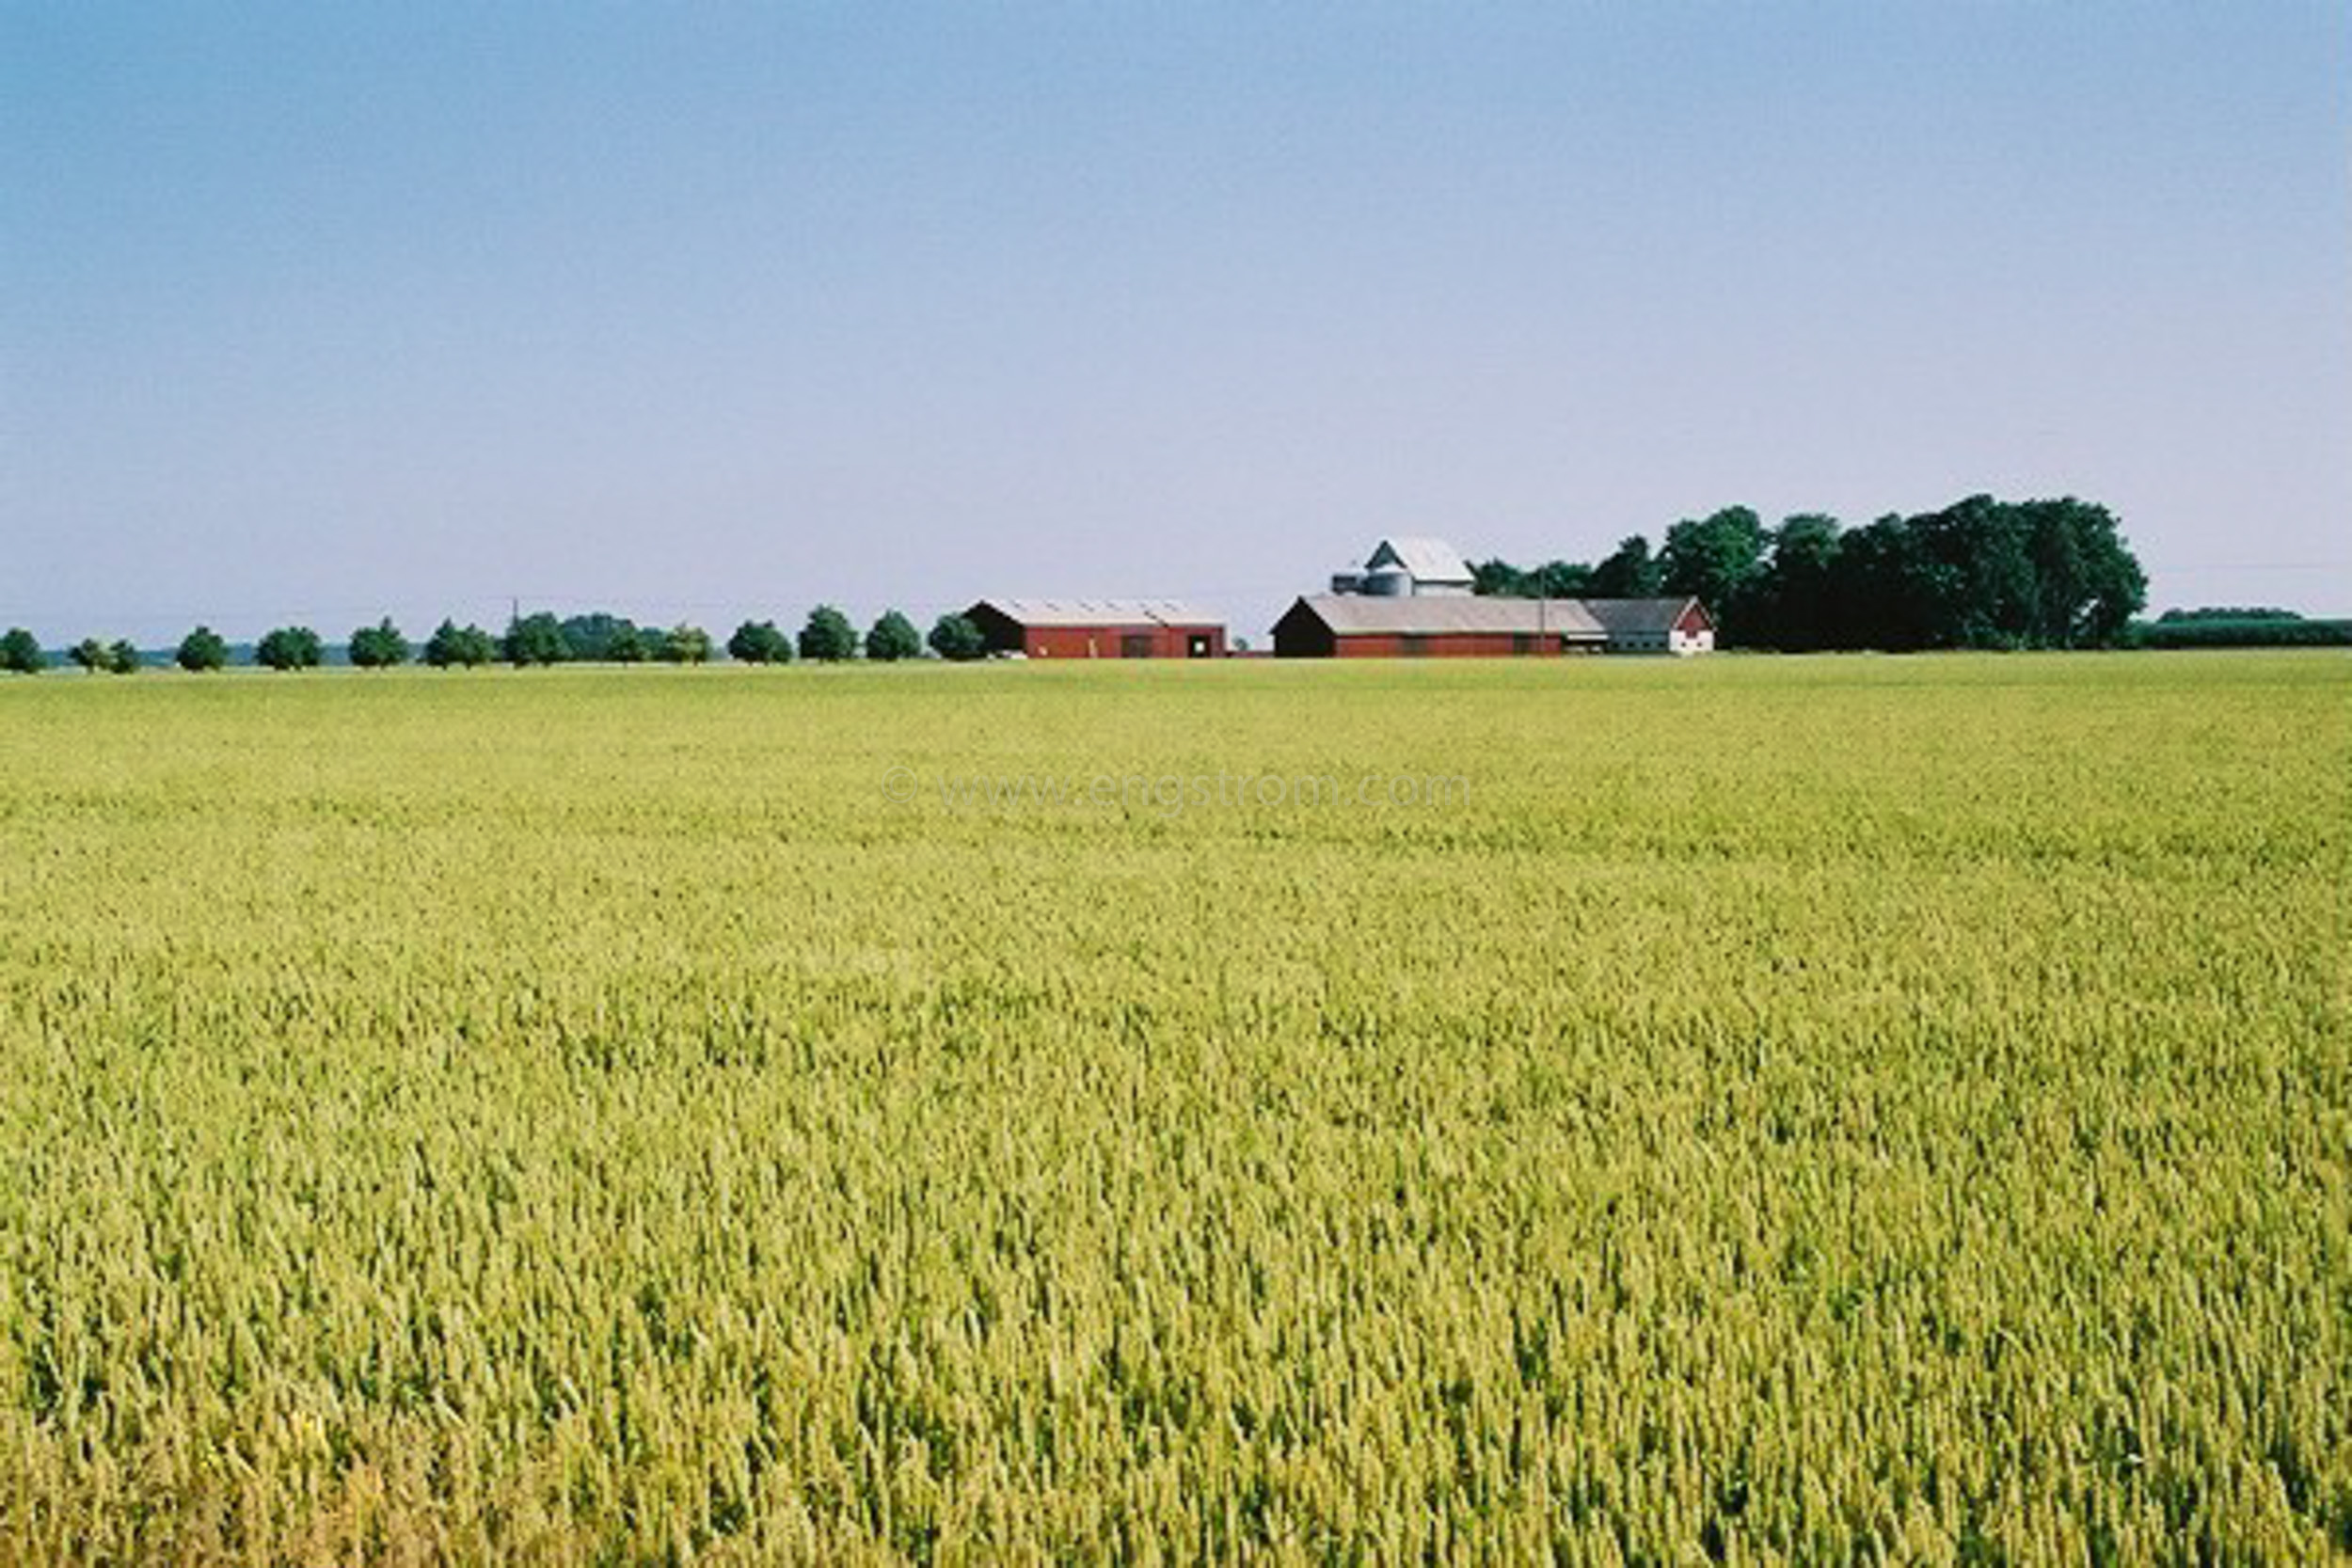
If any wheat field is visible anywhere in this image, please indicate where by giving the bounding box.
[1,653,2345,1561]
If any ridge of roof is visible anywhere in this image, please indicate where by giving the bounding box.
[1283,594,1606,637]
[971,597,1223,627]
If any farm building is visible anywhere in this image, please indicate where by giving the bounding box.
[1272,595,1608,657]
[1581,597,1716,655]
[1272,592,1716,657]
[963,598,1227,659]
[1328,536,1476,596]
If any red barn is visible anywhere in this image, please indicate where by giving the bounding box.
[1271,595,1608,657]
[965,599,1226,659]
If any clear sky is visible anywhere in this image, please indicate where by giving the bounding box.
[6,2,2347,644]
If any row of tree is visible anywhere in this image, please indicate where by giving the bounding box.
[0,606,1001,674]
[2131,608,2352,649]
[1473,495,2150,651]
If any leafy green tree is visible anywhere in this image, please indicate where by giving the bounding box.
[557,612,639,662]
[656,624,712,664]
[1661,507,1769,631]
[1530,560,1593,598]
[423,619,496,668]
[927,613,987,661]
[348,618,409,669]
[1470,559,1527,597]
[503,612,571,667]
[866,610,921,663]
[106,640,141,674]
[2037,497,2144,646]
[176,626,230,672]
[1749,515,1843,650]
[1589,535,1662,598]
[607,624,648,663]
[798,605,858,662]
[69,638,111,673]
[255,626,323,671]
[1,627,47,673]
[1471,559,1592,599]
[726,620,791,664]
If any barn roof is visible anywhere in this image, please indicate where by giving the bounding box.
[1365,537,1474,584]
[1579,596,1708,635]
[1284,594,1606,638]
[971,597,1223,628]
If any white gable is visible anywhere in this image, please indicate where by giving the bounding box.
[1366,536,1473,586]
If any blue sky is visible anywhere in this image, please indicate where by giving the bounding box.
[6,2,2347,643]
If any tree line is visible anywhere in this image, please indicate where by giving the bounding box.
[0,605,997,674]
[1472,494,2153,651]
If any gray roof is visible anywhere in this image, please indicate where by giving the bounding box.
[1579,597,1706,635]
[1287,594,1605,638]
[972,597,1223,628]
[1366,536,1474,584]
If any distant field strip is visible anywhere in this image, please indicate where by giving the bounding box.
[1,654,2346,1560]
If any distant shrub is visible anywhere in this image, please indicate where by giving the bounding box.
[656,625,713,665]
[726,621,792,664]
[798,606,858,663]
[866,610,922,663]
[349,619,410,670]
[503,613,571,668]
[2132,617,2352,649]
[256,626,324,672]
[176,626,230,673]
[3,626,49,673]
[424,620,498,669]
[928,614,987,662]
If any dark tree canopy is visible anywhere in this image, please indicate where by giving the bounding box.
[928,613,987,662]
[255,626,323,672]
[1475,559,1595,598]
[866,610,922,663]
[348,618,409,670]
[559,612,639,662]
[3,627,49,673]
[106,640,141,674]
[1473,496,2147,652]
[656,624,712,665]
[176,626,230,673]
[1660,507,1769,636]
[1589,535,1664,598]
[726,620,792,664]
[423,620,498,668]
[503,612,572,667]
[798,605,859,663]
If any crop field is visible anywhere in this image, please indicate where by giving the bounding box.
[0,652,2345,1561]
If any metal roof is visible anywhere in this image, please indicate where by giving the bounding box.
[972,597,1224,628]
[1365,536,1475,584]
[1578,597,1705,635]
[1285,594,1606,638]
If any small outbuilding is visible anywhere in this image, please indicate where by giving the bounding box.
[1581,597,1716,656]
[964,598,1226,659]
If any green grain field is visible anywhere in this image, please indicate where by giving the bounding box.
[1,653,2345,1561]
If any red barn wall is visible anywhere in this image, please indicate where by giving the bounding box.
[1330,633,1576,657]
[1021,625,1224,658]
